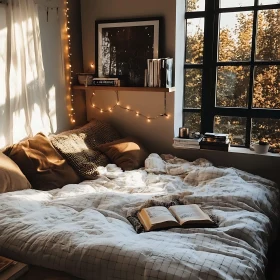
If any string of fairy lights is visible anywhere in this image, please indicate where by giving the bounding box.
[90,91,170,123]
[63,1,170,123]
[64,0,75,124]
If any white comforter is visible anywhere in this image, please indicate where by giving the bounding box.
[0,154,279,280]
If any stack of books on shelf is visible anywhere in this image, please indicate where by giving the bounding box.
[199,133,230,152]
[146,58,173,88]
[91,77,125,87]
[0,256,28,280]
[173,137,202,149]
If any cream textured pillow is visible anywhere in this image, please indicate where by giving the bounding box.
[0,152,31,193]
[97,137,149,171]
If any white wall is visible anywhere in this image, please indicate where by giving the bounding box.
[80,0,280,185]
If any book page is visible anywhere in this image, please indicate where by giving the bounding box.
[144,206,177,224]
[138,206,178,231]
[169,204,212,226]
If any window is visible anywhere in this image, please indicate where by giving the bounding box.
[184,0,280,148]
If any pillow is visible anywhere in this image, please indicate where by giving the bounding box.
[97,137,149,171]
[0,152,31,193]
[3,133,81,191]
[50,119,121,179]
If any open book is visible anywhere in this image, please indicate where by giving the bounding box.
[137,204,217,232]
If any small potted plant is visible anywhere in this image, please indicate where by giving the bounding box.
[253,137,269,154]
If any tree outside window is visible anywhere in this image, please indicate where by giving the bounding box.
[184,0,280,151]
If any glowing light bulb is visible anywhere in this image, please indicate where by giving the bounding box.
[100,109,103,113]
[147,119,151,123]
[116,102,120,106]
[92,104,95,108]
[126,106,130,111]
[136,112,139,117]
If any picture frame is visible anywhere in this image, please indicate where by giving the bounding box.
[95,17,161,87]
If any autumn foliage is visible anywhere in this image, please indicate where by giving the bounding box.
[184,0,280,148]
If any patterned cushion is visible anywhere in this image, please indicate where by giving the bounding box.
[50,119,121,179]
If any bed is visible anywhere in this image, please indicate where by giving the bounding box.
[0,151,279,280]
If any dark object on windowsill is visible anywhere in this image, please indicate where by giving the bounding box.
[179,127,189,138]
[190,132,202,139]
[199,139,230,152]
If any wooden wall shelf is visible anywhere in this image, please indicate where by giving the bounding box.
[72,85,175,93]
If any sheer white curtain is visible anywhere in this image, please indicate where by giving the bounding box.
[0,0,51,147]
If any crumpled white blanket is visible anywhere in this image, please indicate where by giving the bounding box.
[0,153,279,280]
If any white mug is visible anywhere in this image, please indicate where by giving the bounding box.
[253,143,269,154]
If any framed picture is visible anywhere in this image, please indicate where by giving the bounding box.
[96,18,161,87]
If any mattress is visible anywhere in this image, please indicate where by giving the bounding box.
[0,154,279,280]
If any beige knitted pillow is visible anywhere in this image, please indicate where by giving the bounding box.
[50,119,121,179]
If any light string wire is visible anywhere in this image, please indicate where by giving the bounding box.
[64,0,75,123]
[90,91,170,123]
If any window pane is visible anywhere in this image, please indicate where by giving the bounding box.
[218,12,253,61]
[255,9,280,61]
[214,116,246,145]
[252,118,280,151]
[220,0,254,8]
[184,112,201,134]
[186,0,205,12]
[216,66,250,108]
[253,65,280,109]
[184,69,202,108]
[259,0,280,5]
[186,18,204,64]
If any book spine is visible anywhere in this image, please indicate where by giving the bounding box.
[200,140,229,146]
[199,144,230,151]
[173,138,199,142]
[152,59,158,87]
[165,58,173,88]
[173,144,200,149]
[147,59,153,87]
[93,77,119,81]
[203,137,228,142]
[157,59,161,88]
[174,143,199,147]
[92,80,118,86]
[160,58,166,88]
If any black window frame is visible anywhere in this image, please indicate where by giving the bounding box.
[183,0,280,147]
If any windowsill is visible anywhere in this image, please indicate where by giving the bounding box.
[229,147,280,157]
[174,146,280,157]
